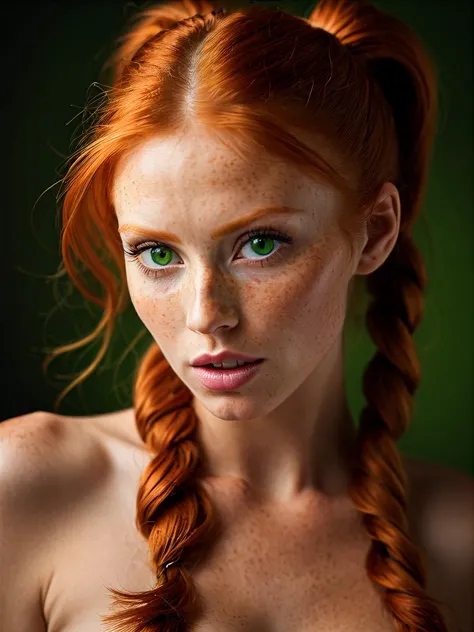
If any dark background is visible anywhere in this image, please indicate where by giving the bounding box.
[2,0,473,475]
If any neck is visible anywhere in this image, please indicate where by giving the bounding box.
[193,334,357,505]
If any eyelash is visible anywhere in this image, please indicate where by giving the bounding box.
[123,225,294,280]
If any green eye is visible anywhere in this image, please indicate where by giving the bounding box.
[123,226,294,277]
[249,236,275,257]
[150,246,174,266]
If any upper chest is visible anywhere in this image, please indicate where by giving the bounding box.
[43,418,429,632]
[185,479,397,631]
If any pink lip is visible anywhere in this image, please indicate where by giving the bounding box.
[192,359,264,391]
[191,350,263,367]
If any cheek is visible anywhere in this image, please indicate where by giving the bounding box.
[127,274,180,343]
[243,243,350,362]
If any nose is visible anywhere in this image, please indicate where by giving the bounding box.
[185,267,239,334]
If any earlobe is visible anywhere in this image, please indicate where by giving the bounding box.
[354,182,401,277]
[355,251,379,276]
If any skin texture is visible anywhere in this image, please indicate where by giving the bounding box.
[112,125,401,505]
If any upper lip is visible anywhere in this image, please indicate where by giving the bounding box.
[190,350,263,367]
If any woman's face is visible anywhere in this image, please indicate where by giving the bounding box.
[112,127,360,420]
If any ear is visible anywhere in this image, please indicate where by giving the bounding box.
[354,182,401,276]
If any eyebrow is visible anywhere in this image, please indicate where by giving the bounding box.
[118,205,304,244]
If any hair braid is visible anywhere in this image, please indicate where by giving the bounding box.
[350,233,451,630]
[101,343,218,631]
[313,1,451,629]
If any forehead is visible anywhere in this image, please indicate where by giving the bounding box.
[112,128,344,225]
[115,129,301,192]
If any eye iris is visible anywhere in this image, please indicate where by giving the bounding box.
[150,246,172,266]
[251,237,274,256]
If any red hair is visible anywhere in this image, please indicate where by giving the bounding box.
[45,1,451,629]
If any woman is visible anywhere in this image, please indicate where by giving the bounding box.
[1,1,472,631]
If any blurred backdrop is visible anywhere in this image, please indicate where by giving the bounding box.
[2,0,473,475]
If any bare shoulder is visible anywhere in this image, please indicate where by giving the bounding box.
[0,410,113,546]
[0,409,64,444]
[403,453,474,551]
[0,411,69,491]
[0,407,148,507]
[403,454,474,632]
[0,410,110,496]
[0,411,106,632]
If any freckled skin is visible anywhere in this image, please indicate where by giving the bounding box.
[112,126,400,503]
[187,476,395,630]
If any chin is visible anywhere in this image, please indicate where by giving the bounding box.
[193,391,266,422]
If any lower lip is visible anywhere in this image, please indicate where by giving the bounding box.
[192,360,264,391]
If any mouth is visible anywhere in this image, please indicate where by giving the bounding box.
[191,359,265,390]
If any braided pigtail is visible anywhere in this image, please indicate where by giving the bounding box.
[357,233,450,629]
[101,343,218,631]
[312,1,450,630]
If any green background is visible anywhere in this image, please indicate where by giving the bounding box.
[3,0,473,476]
